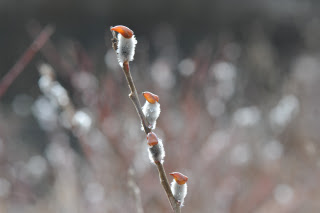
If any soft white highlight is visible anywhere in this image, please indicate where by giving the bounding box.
[148,139,165,164]
[72,110,92,133]
[171,180,187,206]
[117,33,137,66]
[38,64,70,107]
[269,95,299,130]
[262,140,283,161]
[233,106,261,127]
[178,58,195,76]
[85,182,105,204]
[151,60,175,90]
[50,82,70,107]
[142,101,160,130]
[26,155,48,180]
[273,184,294,205]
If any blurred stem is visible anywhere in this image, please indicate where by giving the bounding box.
[27,21,74,76]
[0,25,54,99]
[128,167,144,213]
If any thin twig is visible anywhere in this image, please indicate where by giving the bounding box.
[0,25,54,99]
[128,167,144,213]
[122,62,151,134]
[110,29,181,212]
[121,61,181,212]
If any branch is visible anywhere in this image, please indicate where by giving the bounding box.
[26,21,74,76]
[122,62,151,134]
[0,25,54,99]
[155,161,181,213]
[110,27,182,212]
[121,61,181,213]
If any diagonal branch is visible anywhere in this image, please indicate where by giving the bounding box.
[110,28,181,212]
[155,161,181,213]
[122,61,151,134]
[0,25,54,99]
[121,60,181,213]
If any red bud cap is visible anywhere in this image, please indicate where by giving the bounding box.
[143,92,159,104]
[147,132,158,146]
[170,172,188,185]
[110,25,134,39]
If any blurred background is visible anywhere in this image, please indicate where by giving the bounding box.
[1,0,320,212]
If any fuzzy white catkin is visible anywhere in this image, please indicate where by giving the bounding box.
[148,139,165,164]
[142,101,160,130]
[171,181,187,206]
[117,33,137,66]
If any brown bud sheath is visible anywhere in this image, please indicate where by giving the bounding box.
[170,172,188,185]
[110,25,134,39]
[147,132,159,146]
[143,92,159,104]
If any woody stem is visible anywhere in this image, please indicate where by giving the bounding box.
[121,61,180,213]
[122,61,151,134]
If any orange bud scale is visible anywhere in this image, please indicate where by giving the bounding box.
[147,132,159,146]
[110,25,134,39]
[143,92,159,104]
[170,172,188,185]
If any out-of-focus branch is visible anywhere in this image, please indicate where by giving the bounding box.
[0,25,54,99]
[128,167,144,213]
[37,64,91,161]
[28,22,131,171]
[27,21,74,76]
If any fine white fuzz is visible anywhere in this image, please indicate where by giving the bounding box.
[148,138,165,164]
[117,33,137,66]
[142,101,160,130]
[171,180,188,206]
